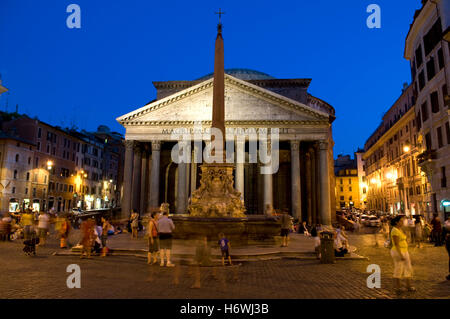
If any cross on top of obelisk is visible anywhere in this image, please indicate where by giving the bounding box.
[215,8,225,25]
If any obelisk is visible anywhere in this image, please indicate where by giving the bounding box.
[187,15,246,218]
[211,21,225,156]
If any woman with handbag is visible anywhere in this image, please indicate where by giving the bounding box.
[147,212,160,264]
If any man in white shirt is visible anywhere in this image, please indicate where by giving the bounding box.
[157,210,175,267]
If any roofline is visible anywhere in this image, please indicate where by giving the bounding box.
[404,0,435,59]
[381,84,413,121]
[364,83,414,149]
[152,78,312,90]
[363,107,415,158]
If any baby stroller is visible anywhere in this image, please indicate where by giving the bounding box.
[23,231,40,256]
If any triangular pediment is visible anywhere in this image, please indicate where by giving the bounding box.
[117,74,330,126]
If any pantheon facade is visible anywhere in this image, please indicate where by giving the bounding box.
[117,69,336,225]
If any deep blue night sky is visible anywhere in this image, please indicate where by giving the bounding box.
[0,0,421,156]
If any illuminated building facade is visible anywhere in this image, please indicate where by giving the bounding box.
[1,115,124,213]
[404,0,450,220]
[364,84,429,217]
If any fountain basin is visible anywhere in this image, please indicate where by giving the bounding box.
[171,215,281,245]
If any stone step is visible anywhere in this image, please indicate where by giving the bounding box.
[60,248,367,261]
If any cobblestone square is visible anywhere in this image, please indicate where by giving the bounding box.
[0,232,448,299]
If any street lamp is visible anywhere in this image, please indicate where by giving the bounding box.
[45,160,53,212]
[403,145,410,153]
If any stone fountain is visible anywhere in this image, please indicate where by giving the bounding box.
[171,20,280,244]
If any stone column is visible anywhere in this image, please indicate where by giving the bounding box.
[121,141,134,219]
[176,143,187,214]
[149,141,161,208]
[190,144,200,194]
[291,140,301,220]
[186,147,190,205]
[305,150,312,225]
[235,139,245,200]
[262,140,273,213]
[140,144,149,214]
[131,143,142,213]
[318,140,331,225]
[310,148,317,224]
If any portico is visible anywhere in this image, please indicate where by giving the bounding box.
[117,71,336,224]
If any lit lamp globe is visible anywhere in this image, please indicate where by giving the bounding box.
[47,160,53,170]
[403,145,410,153]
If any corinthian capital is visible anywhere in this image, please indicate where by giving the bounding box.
[318,140,328,150]
[290,140,300,151]
[125,140,134,150]
[151,140,161,151]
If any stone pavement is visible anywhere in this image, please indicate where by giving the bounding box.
[0,227,448,299]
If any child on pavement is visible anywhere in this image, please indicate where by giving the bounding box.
[218,233,232,266]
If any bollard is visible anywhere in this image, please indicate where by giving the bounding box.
[320,231,336,264]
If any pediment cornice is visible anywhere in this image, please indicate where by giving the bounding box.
[117,74,330,125]
[122,120,329,127]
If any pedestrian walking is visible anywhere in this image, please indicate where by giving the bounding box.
[280,211,292,247]
[23,227,39,256]
[191,235,213,289]
[337,226,349,250]
[37,211,50,246]
[157,209,175,267]
[0,213,12,241]
[431,215,443,246]
[80,218,95,259]
[21,209,34,240]
[382,217,390,240]
[147,212,159,264]
[100,217,111,257]
[414,216,424,248]
[354,218,361,233]
[218,232,232,266]
[390,215,415,294]
[311,226,321,259]
[444,218,450,281]
[130,209,139,239]
[407,216,416,244]
[92,222,102,255]
[58,214,71,249]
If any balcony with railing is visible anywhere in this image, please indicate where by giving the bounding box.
[416,149,437,165]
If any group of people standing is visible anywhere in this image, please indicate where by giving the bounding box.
[0,207,75,256]
[0,208,51,245]
[144,203,234,268]
[145,203,176,267]
[79,216,111,259]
